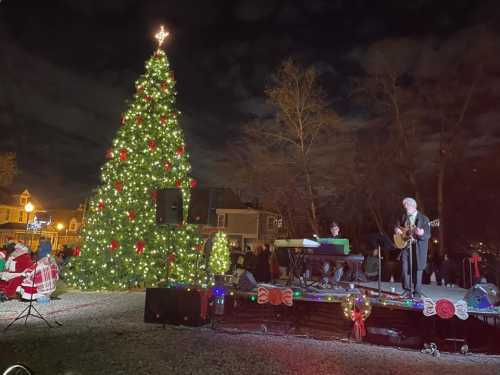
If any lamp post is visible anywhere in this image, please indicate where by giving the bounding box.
[56,223,64,251]
[24,202,34,246]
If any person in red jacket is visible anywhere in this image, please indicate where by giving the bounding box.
[0,243,35,298]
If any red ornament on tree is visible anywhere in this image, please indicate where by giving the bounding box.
[175,179,182,188]
[110,240,119,251]
[128,210,136,221]
[144,95,152,103]
[163,161,172,172]
[73,246,81,257]
[120,114,126,126]
[97,200,105,211]
[161,81,169,92]
[106,148,113,159]
[114,181,123,192]
[150,190,157,203]
[196,243,204,253]
[148,139,157,151]
[175,145,184,156]
[135,240,145,254]
[167,253,176,265]
[119,148,127,161]
[135,115,143,125]
[190,178,197,188]
[160,115,168,125]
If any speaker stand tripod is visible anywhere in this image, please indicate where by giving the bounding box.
[4,262,52,332]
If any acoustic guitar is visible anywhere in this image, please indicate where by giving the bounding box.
[393,219,440,249]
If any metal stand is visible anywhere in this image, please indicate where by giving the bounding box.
[377,245,382,296]
[4,262,52,332]
[408,235,417,297]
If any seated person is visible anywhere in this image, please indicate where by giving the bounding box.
[333,261,345,283]
[232,255,256,291]
[364,248,379,281]
[320,222,341,284]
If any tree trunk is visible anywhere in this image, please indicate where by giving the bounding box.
[304,168,319,234]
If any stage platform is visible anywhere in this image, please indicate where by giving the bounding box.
[215,281,500,354]
[231,281,500,317]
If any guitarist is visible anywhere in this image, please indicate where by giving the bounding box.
[394,197,431,298]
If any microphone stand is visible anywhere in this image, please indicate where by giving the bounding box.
[408,231,416,298]
[377,245,382,297]
[4,260,52,332]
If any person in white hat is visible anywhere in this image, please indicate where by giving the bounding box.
[394,197,431,298]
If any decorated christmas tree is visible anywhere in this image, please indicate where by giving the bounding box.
[209,231,230,275]
[65,27,208,290]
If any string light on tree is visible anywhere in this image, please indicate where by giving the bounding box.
[63,26,208,290]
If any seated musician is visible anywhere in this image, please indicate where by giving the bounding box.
[318,222,341,287]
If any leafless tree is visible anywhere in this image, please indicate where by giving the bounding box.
[234,60,343,234]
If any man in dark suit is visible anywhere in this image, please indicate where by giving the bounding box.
[394,197,431,298]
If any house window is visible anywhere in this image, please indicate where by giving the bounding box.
[18,210,24,223]
[20,197,27,206]
[217,214,226,228]
[69,219,77,232]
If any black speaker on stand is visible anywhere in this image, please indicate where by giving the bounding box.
[144,288,211,326]
[156,189,183,225]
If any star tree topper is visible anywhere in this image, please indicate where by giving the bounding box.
[155,25,169,48]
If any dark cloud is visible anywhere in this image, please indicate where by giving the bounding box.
[1,0,499,208]
[233,0,278,22]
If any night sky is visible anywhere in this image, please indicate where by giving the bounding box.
[1,0,499,209]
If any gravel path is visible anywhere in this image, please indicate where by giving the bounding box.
[1,291,499,375]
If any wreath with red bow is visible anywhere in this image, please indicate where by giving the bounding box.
[342,294,372,341]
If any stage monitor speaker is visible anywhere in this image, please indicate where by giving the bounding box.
[464,283,499,309]
[187,188,224,225]
[156,188,183,225]
[144,288,209,326]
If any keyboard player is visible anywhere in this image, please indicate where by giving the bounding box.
[314,221,341,287]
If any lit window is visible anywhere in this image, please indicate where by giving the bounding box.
[217,214,226,228]
[18,210,24,223]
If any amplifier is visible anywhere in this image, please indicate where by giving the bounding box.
[464,283,499,309]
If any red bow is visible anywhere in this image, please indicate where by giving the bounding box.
[257,287,293,306]
[352,310,366,340]
[469,255,481,279]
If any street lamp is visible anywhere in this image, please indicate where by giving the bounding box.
[24,202,34,220]
[56,223,64,251]
[24,202,34,247]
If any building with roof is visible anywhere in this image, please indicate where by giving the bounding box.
[0,188,83,251]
